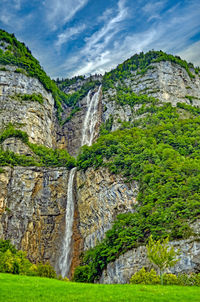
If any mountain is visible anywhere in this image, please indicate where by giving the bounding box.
[0,29,200,283]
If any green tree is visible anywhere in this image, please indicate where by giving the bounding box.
[146,235,180,285]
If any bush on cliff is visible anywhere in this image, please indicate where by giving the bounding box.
[130,267,200,286]
[0,125,76,168]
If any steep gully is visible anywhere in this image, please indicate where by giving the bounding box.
[58,85,102,277]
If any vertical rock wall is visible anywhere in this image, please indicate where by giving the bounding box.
[0,67,55,148]
[0,167,69,267]
[99,236,200,284]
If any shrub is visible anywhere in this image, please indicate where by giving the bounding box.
[147,235,180,285]
[73,265,90,283]
[37,262,57,279]
[163,273,178,285]
[130,268,200,286]
[177,273,200,286]
[130,267,160,285]
[0,248,31,274]
[0,239,17,254]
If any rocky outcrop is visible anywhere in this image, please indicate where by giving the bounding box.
[0,166,69,268]
[1,137,37,157]
[100,235,200,284]
[102,61,200,130]
[76,167,138,250]
[0,66,55,148]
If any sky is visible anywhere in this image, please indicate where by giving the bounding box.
[0,0,200,79]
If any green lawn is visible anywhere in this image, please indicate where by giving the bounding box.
[0,273,199,302]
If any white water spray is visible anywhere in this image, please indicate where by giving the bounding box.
[58,167,76,277]
[81,85,102,146]
[59,85,101,277]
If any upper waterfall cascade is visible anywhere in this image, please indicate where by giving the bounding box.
[81,85,102,147]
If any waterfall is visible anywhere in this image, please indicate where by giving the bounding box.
[58,167,76,277]
[81,85,102,147]
[59,85,101,277]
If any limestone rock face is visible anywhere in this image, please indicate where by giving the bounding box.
[1,137,37,157]
[0,67,55,148]
[102,61,200,130]
[0,166,69,267]
[100,235,200,284]
[76,167,138,250]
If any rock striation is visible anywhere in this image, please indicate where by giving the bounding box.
[76,167,138,250]
[0,66,55,148]
[99,234,200,284]
[0,166,68,267]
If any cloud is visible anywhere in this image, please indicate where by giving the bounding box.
[61,0,200,77]
[43,0,88,31]
[178,41,200,67]
[83,0,128,53]
[142,0,166,14]
[61,0,128,76]
[0,0,29,30]
[55,24,86,49]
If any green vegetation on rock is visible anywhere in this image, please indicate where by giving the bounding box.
[0,125,76,168]
[14,93,44,104]
[102,50,198,91]
[0,29,66,121]
[130,267,200,286]
[108,86,159,108]
[59,79,101,107]
[0,239,63,280]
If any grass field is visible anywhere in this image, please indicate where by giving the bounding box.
[0,273,200,302]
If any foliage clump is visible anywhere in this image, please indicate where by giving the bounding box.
[130,267,200,286]
[15,93,44,104]
[0,124,76,168]
[130,267,160,285]
[0,29,66,121]
[0,239,62,279]
[75,102,200,282]
[147,235,180,285]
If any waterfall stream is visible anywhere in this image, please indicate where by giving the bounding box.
[58,85,101,277]
[81,85,102,147]
[58,167,76,277]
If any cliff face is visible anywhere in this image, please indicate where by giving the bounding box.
[0,166,68,267]
[99,234,200,284]
[1,41,200,283]
[76,167,138,250]
[102,61,200,130]
[0,66,55,148]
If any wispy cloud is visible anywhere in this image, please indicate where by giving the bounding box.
[62,0,129,76]
[178,41,200,67]
[0,0,30,30]
[55,24,86,49]
[43,0,88,31]
[60,0,200,77]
